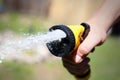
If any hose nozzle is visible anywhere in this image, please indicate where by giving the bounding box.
[46,23,90,57]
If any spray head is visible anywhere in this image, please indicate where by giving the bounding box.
[46,23,90,57]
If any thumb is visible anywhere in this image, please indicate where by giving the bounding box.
[75,31,100,63]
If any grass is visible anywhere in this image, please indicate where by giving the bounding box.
[0,61,34,80]
[89,37,120,80]
[33,59,75,80]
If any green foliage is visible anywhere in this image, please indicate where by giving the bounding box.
[0,0,3,4]
[0,12,47,34]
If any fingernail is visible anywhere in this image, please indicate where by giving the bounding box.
[75,55,83,63]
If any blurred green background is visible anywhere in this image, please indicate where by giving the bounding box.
[0,0,120,80]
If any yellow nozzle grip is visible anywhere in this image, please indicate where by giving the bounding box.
[67,25,85,51]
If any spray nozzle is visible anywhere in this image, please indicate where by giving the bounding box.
[46,23,90,57]
[47,25,75,57]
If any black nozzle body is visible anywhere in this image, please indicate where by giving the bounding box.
[46,25,75,57]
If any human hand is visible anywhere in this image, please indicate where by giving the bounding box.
[75,21,107,63]
[74,0,120,63]
[62,52,90,77]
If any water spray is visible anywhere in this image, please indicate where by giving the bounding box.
[0,29,67,63]
[46,23,90,57]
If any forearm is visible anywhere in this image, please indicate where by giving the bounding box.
[87,0,120,32]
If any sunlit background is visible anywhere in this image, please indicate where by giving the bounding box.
[0,0,120,80]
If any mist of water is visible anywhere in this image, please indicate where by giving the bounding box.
[0,29,66,63]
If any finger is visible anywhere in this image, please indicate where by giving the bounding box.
[75,32,100,63]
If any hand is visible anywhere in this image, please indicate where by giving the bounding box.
[75,22,107,63]
[62,52,90,77]
[74,0,120,63]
